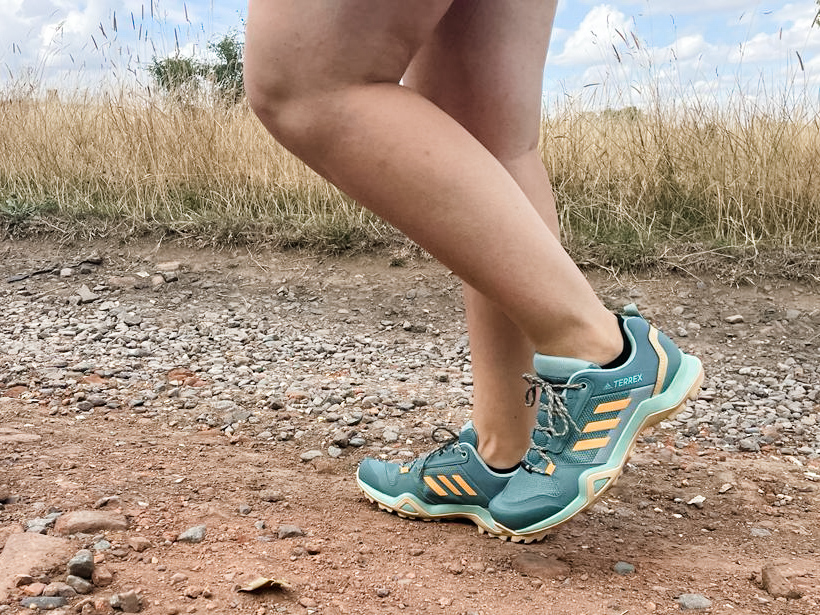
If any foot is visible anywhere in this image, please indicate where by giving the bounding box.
[356,422,512,535]
[487,305,704,543]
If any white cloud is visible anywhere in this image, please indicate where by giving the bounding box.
[553,5,634,67]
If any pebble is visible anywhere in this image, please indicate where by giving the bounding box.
[613,561,636,575]
[65,575,93,594]
[686,495,706,509]
[277,525,304,539]
[20,596,68,610]
[300,450,323,462]
[110,590,143,613]
[177,525,207,544]
[677,594,712,610]
[66,550,95,579]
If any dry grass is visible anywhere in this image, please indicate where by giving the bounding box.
[1,84,819,270]
[0,92,392,249]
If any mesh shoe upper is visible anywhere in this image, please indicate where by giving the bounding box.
[357,422,511,509]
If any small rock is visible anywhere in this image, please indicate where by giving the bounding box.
[43,582,76,598]
[277,525,304,539]
[20,596,67,610]
[327,446,343,458]
[238,504,252,515]
[177,525,207,544]
[761,564,803,599]
[55,511,128,536]
[718,483,734,494]
[91,566,114,587]
[677,594,711,610]
[170,573,188,585]
[65,575,94,594]
[738,438,760,452]
[687,495,706,509]
[375,587,390,598]
[613,561,636,575]
[299,597,318,608]
[750,528,772,538]
[67,550,95,579]
[725,315,744,324]
[60,268,74,278]
[76,285,99,304]
[110,590,143,613]
[127,537,152,552]
[259,490,283,503]
[21,582,46,596]
[300,450,323,462]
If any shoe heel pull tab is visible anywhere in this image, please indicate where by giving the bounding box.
[623,303,642,318]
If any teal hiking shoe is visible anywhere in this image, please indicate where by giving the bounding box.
[356,422,511,535]
[487,306,704,543]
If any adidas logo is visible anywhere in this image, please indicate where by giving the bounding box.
[423,474,477,497]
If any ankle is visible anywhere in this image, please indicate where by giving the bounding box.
[536,312,623,366]
[477,437,529,470]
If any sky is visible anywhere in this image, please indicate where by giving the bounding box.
[1,1,819,108]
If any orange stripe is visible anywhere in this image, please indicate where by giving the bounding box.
[649,327,668,396]
[573,437,610,451]
[594,398,630,414]
[582,418,621,433]
[437,475,462,496]
[423,476,448,496]
[452,474,477,496]
[545,462,556,476]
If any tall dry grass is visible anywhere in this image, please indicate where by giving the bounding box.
[0,91,391,248]
[1,83,819,264]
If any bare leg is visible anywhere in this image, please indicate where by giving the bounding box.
[403,0,560,468]
[244,0,621,363]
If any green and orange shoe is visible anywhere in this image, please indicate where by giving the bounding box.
[487,306,704,542]
[356,422,511,535]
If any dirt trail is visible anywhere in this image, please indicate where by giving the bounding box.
[0,239,818,615]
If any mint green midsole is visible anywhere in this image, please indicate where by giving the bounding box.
[507,353,703,536]
[356,474,499,531]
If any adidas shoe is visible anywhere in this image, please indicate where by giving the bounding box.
[487,306,704,542]
[356,421,511,535]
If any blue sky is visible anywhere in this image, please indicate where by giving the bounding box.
[1,1,819,107]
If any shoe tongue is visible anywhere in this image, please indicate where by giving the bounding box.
[533,354,600,383]
[459,421,478,447]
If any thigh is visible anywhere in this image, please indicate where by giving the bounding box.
[245,0,453,98]
[404,0,558,159]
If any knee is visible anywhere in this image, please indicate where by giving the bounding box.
[244,60,313,151]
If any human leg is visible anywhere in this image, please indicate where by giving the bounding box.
[244,0,622,364]
[245,0,703,539]
[403,0,560,470]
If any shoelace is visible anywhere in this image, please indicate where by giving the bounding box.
[522,373,585,469]
[417,426,461,473]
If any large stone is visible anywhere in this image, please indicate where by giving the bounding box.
[761,564,803,599]
[53,510,128,535]
[510,552,571,580]
[0,533,74,602]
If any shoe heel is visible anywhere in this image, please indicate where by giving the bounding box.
[644,362,704,428]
